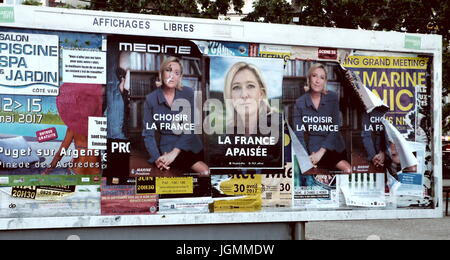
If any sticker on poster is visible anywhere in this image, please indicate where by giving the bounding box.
[159,197,211,214]
[218,174,262,196]
[207,41,249,56]
[292,156,340,209]
[101,178,158,215]
[339,173,386,207]
[318,48,338,60]
[62,49,107,84]
[212,196,261,212]
[0,185,100,218]
[135,176,156,194]
[258,44,291,62]
[262,163,293,208]
[88,116,107,150]
[36,127,58,143]
[11,186,75,201]
[156,177,194,194]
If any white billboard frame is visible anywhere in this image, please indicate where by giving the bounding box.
[0,4,443,231]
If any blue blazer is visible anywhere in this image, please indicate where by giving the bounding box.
[361,110,388,161]
[142,87,203,163]
[293,91,346,154]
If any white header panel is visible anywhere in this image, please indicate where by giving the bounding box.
[0,5,442,54]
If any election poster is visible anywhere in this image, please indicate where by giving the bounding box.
[338,56,432,207]
[342,56,432,206]
[206,56,284,169]
[343,56,428,140]
[105,35,205,178]
[103,35,211,213]
[288,60,352,210]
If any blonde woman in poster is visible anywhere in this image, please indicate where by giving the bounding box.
[294,63,351,174]
[208,57,284,168]
[224,62,279,135]
[142,56,209,175]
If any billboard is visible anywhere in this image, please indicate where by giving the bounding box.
[0,5,442,228]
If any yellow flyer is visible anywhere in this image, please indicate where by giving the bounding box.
[212,196,262,213]
[219,174,262,196]
[156,177,193,194]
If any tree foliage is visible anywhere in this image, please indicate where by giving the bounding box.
[245,0,448,35]
[21,0,43,5]
[242,0,293,24]
[86,0,244,18]
[245,0,450,132]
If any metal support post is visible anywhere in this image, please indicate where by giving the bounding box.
[293,222,306,240]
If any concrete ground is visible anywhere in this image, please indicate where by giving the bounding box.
[306,181,450,240]
[306,216,450,240]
